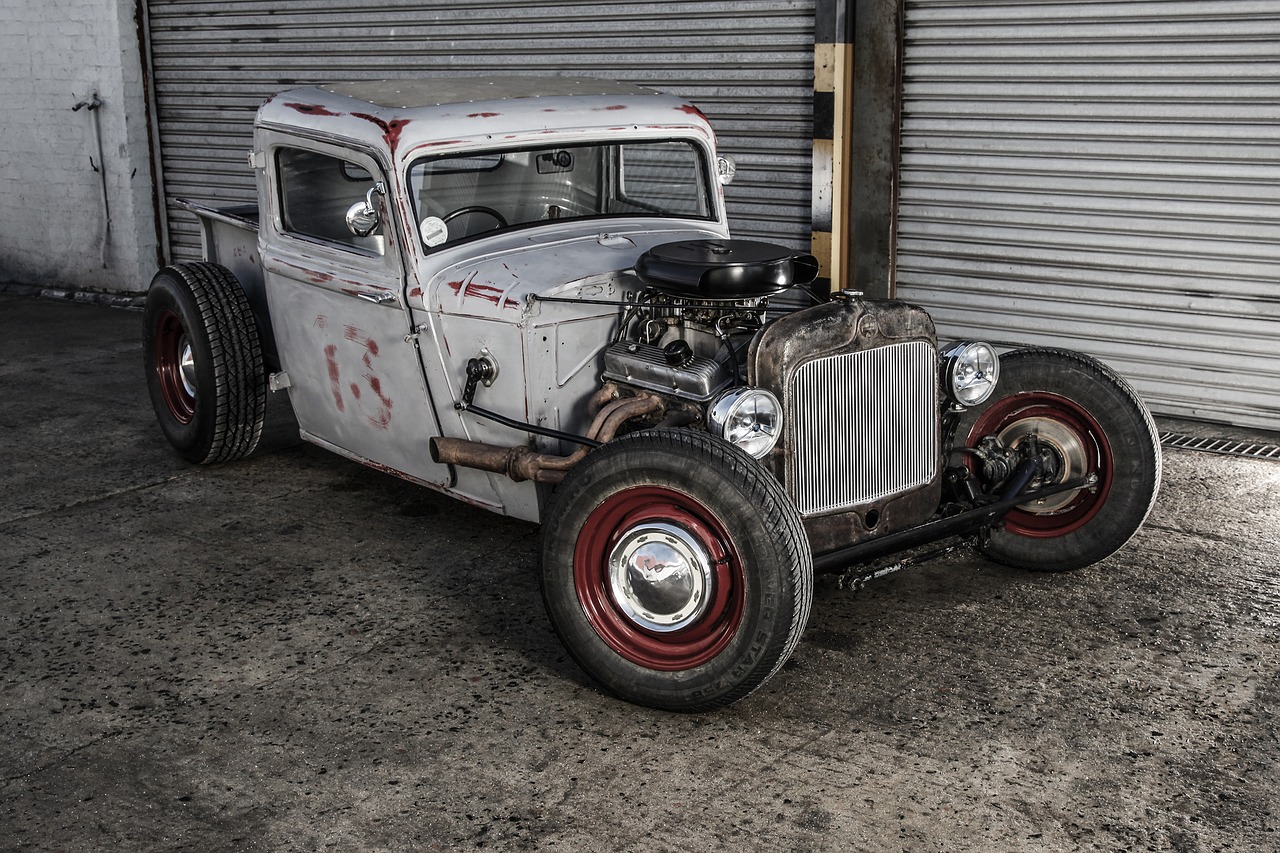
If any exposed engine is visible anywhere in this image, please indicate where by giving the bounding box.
[602,291,766,403]
[602,239,819,413]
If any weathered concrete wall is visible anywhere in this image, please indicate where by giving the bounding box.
[0,0,157,294]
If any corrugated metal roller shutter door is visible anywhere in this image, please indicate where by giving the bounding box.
[145,0,814,262]
[895,1,1280,431]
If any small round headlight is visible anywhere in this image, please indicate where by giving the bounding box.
[707,387,782,458]
[942,341,1000,407]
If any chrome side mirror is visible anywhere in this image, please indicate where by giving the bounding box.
[716,156,737,186]
[345,182,385,237]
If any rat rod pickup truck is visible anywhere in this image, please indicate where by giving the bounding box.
[144,77,1161,711]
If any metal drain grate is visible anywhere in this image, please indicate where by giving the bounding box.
[1160,432,1280,461]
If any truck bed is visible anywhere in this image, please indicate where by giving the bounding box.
[174,199,277,370]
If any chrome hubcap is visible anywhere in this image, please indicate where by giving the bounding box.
[177,335,197,399]
[998,416,1090,513]
[608,522,713,633]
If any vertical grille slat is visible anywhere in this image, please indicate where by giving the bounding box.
[790,341,938,516]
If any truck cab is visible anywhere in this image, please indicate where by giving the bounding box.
[246,79,734,519]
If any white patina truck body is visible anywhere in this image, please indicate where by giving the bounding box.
[145,77,1160,711]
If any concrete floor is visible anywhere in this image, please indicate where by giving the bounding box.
[2,292,1278,852]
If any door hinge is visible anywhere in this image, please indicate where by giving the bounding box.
[268,371,291,392]
[248,150,267,170]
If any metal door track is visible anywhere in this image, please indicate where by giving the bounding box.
[1159,432,1280,461]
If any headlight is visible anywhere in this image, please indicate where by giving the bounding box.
[707,387,781,458]
[942,341,1000,407]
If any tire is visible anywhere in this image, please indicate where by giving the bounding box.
[956,347,1161,572]
[540,429,813,712]
[143,262,266,465]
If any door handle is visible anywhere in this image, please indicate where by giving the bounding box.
[356,290,397,305]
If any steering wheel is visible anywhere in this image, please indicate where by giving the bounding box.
[442,205,508,230]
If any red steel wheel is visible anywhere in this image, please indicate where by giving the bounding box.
[541,429,812,711]
[573,485,746,671]
[956,348,1161,572]
[153,308,198,425]
[968,391,1114,538]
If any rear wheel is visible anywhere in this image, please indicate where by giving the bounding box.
[143,263,266,464]
[541,429,812,711]
[957,348,1161,572]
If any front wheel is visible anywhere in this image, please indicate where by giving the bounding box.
[957,347,1161,572]
[540,429,813,712]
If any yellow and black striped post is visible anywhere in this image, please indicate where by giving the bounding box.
[812,0,854,294]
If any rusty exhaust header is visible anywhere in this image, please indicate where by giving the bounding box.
[430,388,664,484]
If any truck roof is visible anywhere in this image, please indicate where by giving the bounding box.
[256,76,715,163]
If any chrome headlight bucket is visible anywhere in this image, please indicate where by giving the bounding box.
[707,387,782,458]
[941,341,1000,407]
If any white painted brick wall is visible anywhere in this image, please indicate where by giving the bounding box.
[0,0,157,293]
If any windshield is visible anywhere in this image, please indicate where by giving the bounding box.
[407,140,712,249]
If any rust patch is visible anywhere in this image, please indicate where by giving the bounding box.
[352,112,410,152]
[595,104,628,112]
[409,286,423,299]
[283,260,332,285]
[284,102,342,117]
[676,104,708,120]
[467,111,500,118]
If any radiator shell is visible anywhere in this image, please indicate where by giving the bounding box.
[749,298,942,554]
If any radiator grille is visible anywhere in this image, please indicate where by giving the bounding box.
[790,341,939,516]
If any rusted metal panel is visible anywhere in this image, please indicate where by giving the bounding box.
[748,296,942,553]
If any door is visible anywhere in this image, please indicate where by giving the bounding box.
[259,140,449,486]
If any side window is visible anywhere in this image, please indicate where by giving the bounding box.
[276,148,384,255]
[617,142,707,217]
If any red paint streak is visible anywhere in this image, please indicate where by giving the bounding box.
[676,104,708,121]
[324,345,345,412]
[468,111,500,118]
[338,326,392,429]
[409,286,423,299]
[466,283,506,305]
[364,374,393,428]
[283,260,332,285]
[314,314,328,330]
[542,108,557,113]
[447,274,519,309]
[351,112,410,152]
[284,102,341,117]
[595,104,628,112]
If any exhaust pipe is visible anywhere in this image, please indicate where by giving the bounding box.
[431,392,664,484]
